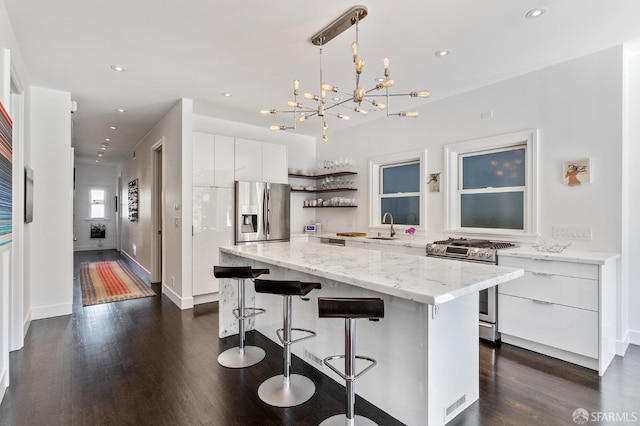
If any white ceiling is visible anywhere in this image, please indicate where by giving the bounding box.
[5,0,640,164]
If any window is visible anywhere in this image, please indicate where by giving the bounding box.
[89,187,109,219]
[369,150,427,229]
[445,129,538,239]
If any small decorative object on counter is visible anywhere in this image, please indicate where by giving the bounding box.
[405,227,416,239]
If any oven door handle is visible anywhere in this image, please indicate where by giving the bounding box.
[531,271,553,276]
[532,299,552,305]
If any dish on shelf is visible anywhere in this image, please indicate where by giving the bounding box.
[304,186,316,191]
[291,185,304,190]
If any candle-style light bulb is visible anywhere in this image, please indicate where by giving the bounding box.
[400,111,419,118]
[321,83,335,92]
[378,79,394,89]
[411,91,431,98]
[270,125,281,131]
[287,101,301,108]
[304,93,318,100]
[374,101,386,110]
[293,79,299,91]
[299,115,307,122]
[351,42,358,56]
[355,57,365,74]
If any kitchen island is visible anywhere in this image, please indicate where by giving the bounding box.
[219,242,523,425]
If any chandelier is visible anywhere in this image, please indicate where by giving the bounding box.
[261,5,430,142]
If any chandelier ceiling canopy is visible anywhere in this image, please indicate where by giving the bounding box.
[261,5,430,142]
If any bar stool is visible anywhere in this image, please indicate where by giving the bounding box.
[318,297,385,426]
[254,279,322,407]
[213,266,270,368]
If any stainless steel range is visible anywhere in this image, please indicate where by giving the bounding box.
[426,238,515,343]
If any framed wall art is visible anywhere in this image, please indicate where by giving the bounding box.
[563,158,591,186]
[128,179,139,221]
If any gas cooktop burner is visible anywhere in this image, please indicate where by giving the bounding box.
[432,238,515,250]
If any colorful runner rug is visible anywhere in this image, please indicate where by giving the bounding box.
[80,260,155,306]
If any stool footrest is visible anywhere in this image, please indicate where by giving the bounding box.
[232,307,266,321]
[323,355,377,381]
[276,327,317,345]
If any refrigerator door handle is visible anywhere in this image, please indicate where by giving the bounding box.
[266,187,271,235]
[262,187,267,236]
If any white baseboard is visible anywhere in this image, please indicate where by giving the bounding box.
[0,369,7,404]
[30,303,72,320]
[120,251,151,281]
[629,329,640,347]
[194,292,220,305]
[23,309,31,339]
[73,244,117,252]
[162,285,194,310]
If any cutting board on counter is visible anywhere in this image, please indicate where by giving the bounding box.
[335,232,367,237]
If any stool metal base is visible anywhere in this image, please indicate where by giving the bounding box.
[319,414,378,426]
[257,374,315,407]
[217,345,265,369]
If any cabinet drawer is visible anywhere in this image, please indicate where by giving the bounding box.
[499,256,598,280]
[498,294,598,358]
[498,272,598,311]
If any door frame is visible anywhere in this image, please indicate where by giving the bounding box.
[151,138,164,283]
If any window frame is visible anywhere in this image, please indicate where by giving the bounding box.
[369,149,427,231]
[444,129,538,241]
[88,185,111,220]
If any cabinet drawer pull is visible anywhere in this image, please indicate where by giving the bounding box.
[532,299,552,305]
[531,271,553,276]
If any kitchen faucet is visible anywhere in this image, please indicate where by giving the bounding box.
[382,212,395,238]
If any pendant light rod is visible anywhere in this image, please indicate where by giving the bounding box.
[309,5,368,46]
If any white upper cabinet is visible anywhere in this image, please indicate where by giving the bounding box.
[193,132,215,186]
[262,142,288,184]
[193,132,235,188]
[213,135,235,187]
[235,138,288,184]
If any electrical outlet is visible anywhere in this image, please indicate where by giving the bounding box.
[552,226,592,240]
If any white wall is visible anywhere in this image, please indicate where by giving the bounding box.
[627,53,640,345]
[316,46,632,343]
[73,162,118,251]
[27,86,73,320]
[120,99,188,307]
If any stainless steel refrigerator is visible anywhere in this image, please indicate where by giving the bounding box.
[235,181,290,244]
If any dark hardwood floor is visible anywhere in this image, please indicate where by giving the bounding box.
[0,249,638,425]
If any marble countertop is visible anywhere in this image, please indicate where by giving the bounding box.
[220,242,524,305]
[498,246,619,265]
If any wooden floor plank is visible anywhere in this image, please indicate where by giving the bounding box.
[0,249,638,425]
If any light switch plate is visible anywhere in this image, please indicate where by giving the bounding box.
[552,226,592,240]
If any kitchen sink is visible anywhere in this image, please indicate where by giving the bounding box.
[367,237,395,240]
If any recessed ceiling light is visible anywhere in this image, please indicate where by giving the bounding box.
[110,65,126,72]
[97,152,104,157]
[104,138,111,142]
[101,146,107,151]
[526,8,547,19]
[333,97,341,101]
[375,77,385,83]
[222,93,232,97]
[435,49,451,57]
[116,108,126,113]
[95,159,100,163]
[109,125,117,130]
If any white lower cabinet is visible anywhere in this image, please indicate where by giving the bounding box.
[498,254,617,375]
